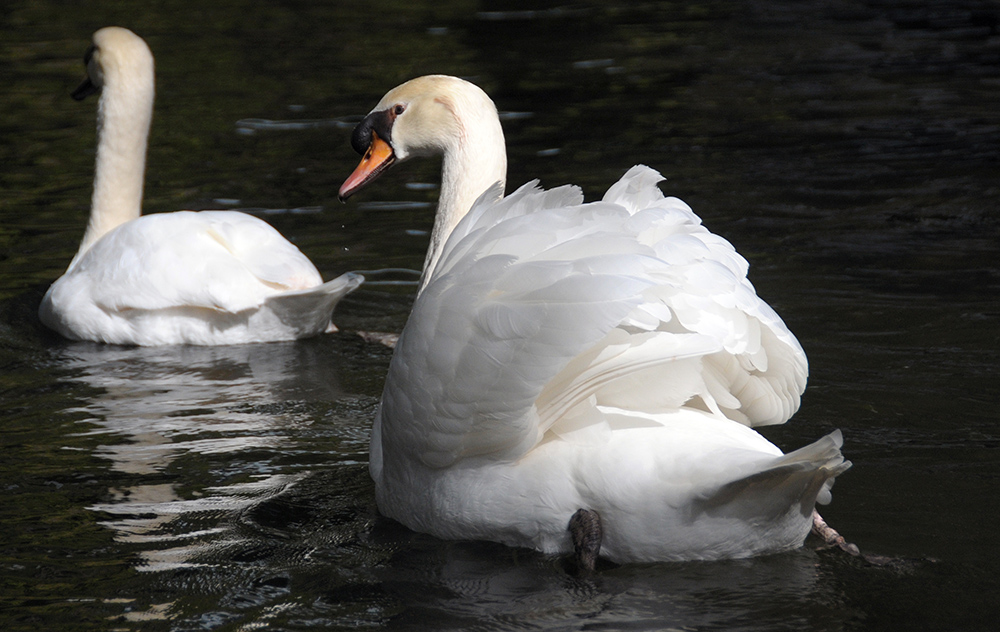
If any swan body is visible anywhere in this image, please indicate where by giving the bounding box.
[40,27,361,346]
[340,75,848,563]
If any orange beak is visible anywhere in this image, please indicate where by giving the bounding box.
[339,132,395,201]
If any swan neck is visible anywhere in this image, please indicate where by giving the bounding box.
[71,64,154,269]
[418,118,506,291]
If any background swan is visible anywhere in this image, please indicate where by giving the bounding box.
[340,75,852,567]
[39,27,361,346]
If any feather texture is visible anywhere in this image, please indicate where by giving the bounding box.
[42,210,362,345]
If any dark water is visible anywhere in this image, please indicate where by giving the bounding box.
[2,1,999,630]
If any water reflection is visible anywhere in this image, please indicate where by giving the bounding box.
[57,341,352,571]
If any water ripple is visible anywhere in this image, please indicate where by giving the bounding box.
[234,116,361,134]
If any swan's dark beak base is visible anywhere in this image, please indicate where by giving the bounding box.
[71,76,99,101]
[339,132,395,201]
[72,45,99,101]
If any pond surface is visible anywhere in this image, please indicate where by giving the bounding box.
[2,1,999,630]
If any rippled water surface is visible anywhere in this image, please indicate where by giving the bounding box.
[2,1,999,630]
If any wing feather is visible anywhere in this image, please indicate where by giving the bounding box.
[78,211,323,314]
[378,165,809,470]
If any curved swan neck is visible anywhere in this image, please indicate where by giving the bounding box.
[419,96,507,291]
[71,33,154,269]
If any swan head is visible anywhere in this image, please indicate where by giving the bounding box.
[339,75,502,201]
[72,27,154,101]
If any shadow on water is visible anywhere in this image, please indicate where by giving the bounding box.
[2,0,1000,630]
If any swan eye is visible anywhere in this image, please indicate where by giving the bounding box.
[393,104,406,117]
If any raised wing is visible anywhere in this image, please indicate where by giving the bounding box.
[379,166,808,470]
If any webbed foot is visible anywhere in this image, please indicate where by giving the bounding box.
[569,508,603,572]
[812,509,860,556]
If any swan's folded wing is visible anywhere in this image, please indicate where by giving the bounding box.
[193,211,326,289]
[82,211,324,314]
[379,166,809,469]
[381,186,657,468]
[609,166,808,427]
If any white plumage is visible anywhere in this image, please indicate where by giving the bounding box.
[340,75,848,563]
[40,27,361,346]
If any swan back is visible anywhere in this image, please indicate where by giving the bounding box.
[376,167,808,475]
[72,26,155,268]
[369,166,827,562]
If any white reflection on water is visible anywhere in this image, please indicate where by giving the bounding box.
[58,341,343,571]
[90,474,306,572]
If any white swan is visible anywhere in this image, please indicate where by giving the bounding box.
[39,27,362,346]
[339,75,850,566]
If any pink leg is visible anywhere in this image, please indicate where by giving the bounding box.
[811,510,860,556]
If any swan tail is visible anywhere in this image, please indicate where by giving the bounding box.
[265,272,363,334]
[698,430,850,521]
[313,271,365,297]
